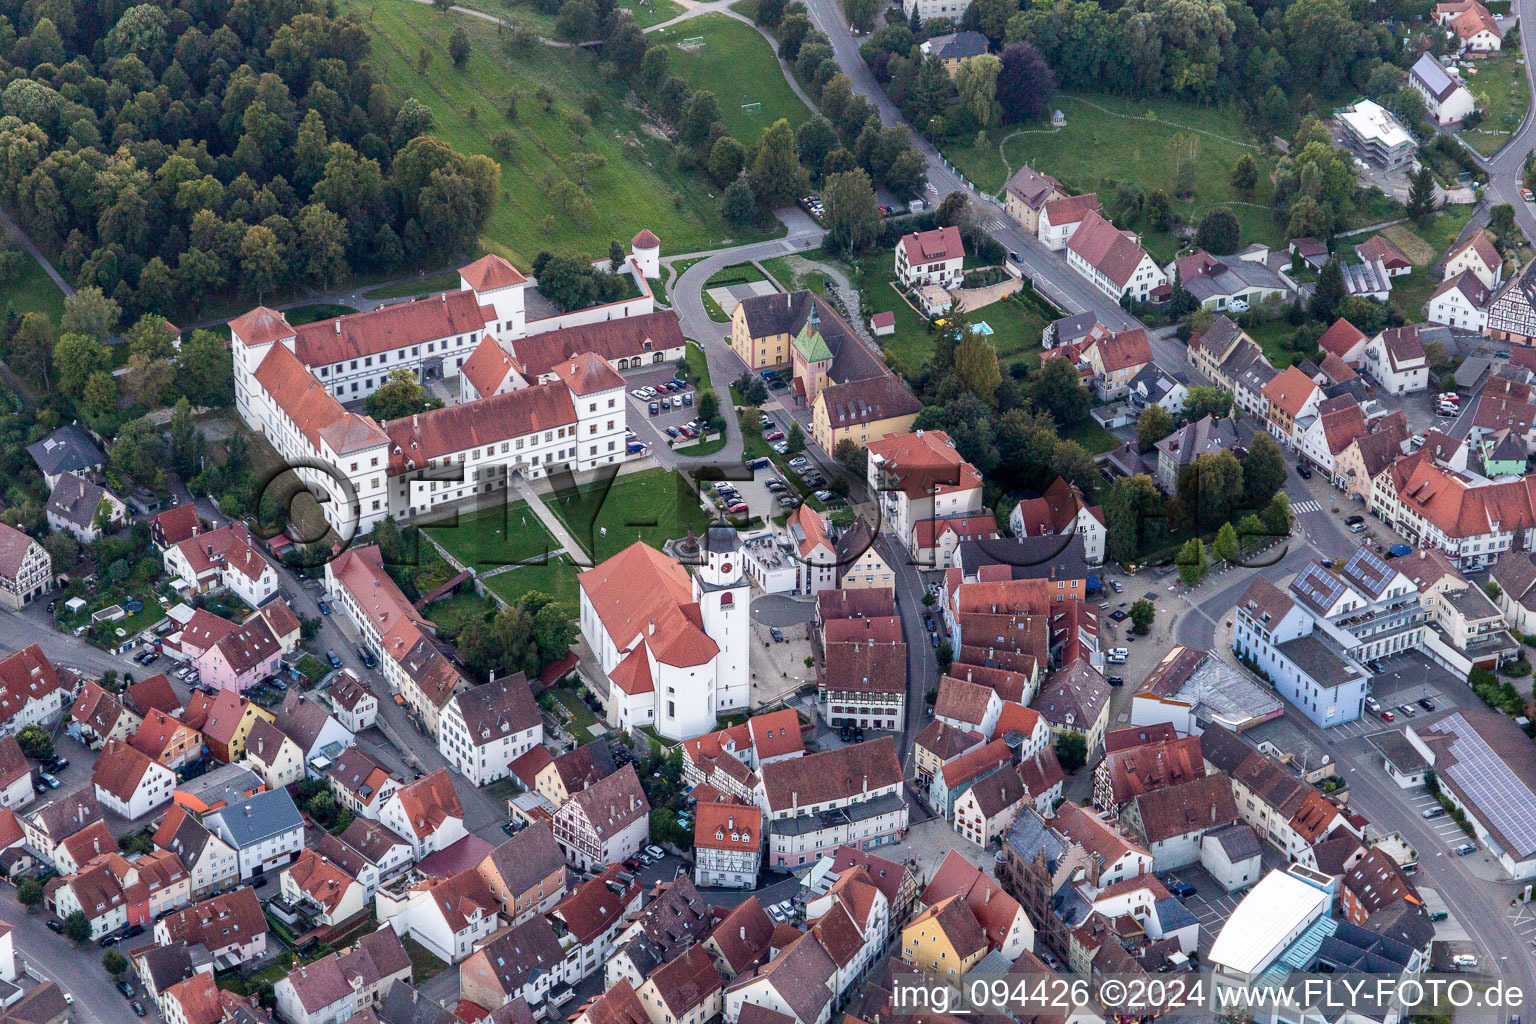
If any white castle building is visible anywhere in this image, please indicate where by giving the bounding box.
[578,524,751,740]
[230,231,675,536]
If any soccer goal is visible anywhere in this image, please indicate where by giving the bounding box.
[741,102,761,115]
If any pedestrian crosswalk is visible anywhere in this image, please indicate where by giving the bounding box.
[988,219,1008,232]
[1292,499,1322,514]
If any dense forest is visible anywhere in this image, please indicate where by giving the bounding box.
[0,0,497,325]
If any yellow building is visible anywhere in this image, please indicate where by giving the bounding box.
[729,292,815,370]
[901,895,990,981]
[835,518,895,591]
[811,376,920,454]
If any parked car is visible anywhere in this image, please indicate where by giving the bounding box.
[39,772,60,790]
[771,441,790,454]
[117,981,136,998]
[45,919,62,934]
[645,845,664,859]
[317,600,331,615]
[1380,710,1394,721]
[1454,842,1476,856]
[1106,676,1124,686]
[764,430,784,441]
[326,650,343,669]
[1165,880,1198,900]
[813,489,834,501]
[1524,188,1534,203]
[1397,704,1416,718]
[1365,696,1380,712]
[1296,462,1312,479]
[1417,697,1436,711]
[770,627,785,642]
[1344,515,1364,526]
[132,1002,146,1017]
[777,496,800,509]
[1422,806,1447,819]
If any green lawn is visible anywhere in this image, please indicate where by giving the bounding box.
[651,15,815,145]
[1388,269,1439,325]
[343,0,778,269]
[421,591,497,635]
[0,251,65,322]
[760,253,832,295]
[850,253,930,374]
[616,0,687,29]
[1244,317,1303,369]
[706,262,768,288]
[548,468,714,561]
[483,555,581,607]
[1462,54,1530,157]
[284,303,359,326]
[427,501,564,569]
[363,270,463,301]
[943,94,1281,262]
[541,683,603,741]
[1061,418,1119,455]
[403,937,449,984]
[975,295,1050,373]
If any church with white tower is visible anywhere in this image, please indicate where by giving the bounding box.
[577,523,751,739]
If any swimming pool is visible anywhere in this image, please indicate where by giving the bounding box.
[972,322,994,335]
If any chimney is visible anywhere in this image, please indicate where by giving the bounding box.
[335,320,341,334]
[740,926,746,941]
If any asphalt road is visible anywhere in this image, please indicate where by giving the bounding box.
[1471,11,1536,244]
[1171,462,1536,997]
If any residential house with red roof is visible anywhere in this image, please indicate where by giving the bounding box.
[325,747,401,822]
[381,865,502,965]
[189,614,280,695]
[1199,725,1358,861]
[551,763,650,870]
[783,505,837,595]
[952,764,1031,847]
[635,944,725,1024]
[152,886,269,970]
[1064,210,1167,303]
[1427,271,1492,332]
[325,544,470,737]
[1037,192,1101,250]
[240,719,306,790]
[1297,395,1370,480]
[929,738,1013,820]
[129,708,203,770]
[1080,327,1154,401]
[818,640,905,733]
[1364,325,1429,395]
[153,806,239,897]
[475,822,568,924]
[1120,773,1240,869]
[1262,365,1323,448]
[436,672,541,787]
[1091,735,1206,812]
[178,688,273,763]
[279,848,367,928]
[1355,236,1411,277]
[693,803,762,889]
[722,931,836,1024]
[1444,230,1503,290]
[702,897,776,978]
[163,972,247,1024]
[68,681,141,753]
[380,768,466,859]
[274,951,358,1024]
[0,644,71,738]
[755,738,907,869]
[326,670,377,732]
[92,738,176,820]
[865,430,985,565]
[577,528,749,741]
[547,864,642,980]
[921,850,1034,958]
[1008,476,1107,565]
[0,525,51,612]
[162,523,279,608]
[1449,0,1502,49]
[148,504,203,550]
[895,226,964,290]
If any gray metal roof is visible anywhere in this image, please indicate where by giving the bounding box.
[208,787,304,849]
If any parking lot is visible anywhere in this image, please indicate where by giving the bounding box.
[622,364,705,454]
[1316,652,1462,739]
[1161,856,1281,958]
[1404,788,1481,857]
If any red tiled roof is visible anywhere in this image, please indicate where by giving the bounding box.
[554,351,625,395]
[460,254,527,292]
[1042,192,1100,226]
[459,337,518,398]
[747,709,804,761]
[1066,211,1149,288]
[1317,318,1367,361]
[900,226,964,266]
[229,306,295,347]
[578,542,718,669]
[694,803,761,852]
[1262,365,1320,418]
[385,382,576,471]
[1087,327,1152,373]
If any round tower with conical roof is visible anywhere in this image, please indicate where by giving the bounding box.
[631,228,660,279]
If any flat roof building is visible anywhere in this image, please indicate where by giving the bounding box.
[1336,100,1417,170]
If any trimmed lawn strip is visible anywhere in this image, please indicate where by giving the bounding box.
[1061,419,1119,455]
[403,936,450,984]
[541,683,602,740]
[284,303,359,326]
[363,271,466,302]
[421,591,497,635]
[0,252,65,322]
[651,15,814,145]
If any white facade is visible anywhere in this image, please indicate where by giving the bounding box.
[1233,586,1369,729]
[901,0,971,24]
[1426,277,1490,332]
[95,760,176,821]
[1364,332,1429,395]
[436,690,541,788]
[1067,246,1167,303]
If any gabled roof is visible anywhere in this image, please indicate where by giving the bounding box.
[899,226,964,265]
[1317,318,1367,360]
[1132,773,1238,843]
[449,674,540,748]
[1449,229,1501,273]
[758,737,902,812]
[562,762,648,840]
[578,541,718,669]
[550,864,638,944]
[1263,365,1321,417]
[91,738,164,805]
[1003,165,1064,209]
[47,473,112,530]
[459,253,527,292]
[707,897,775,973]
[510,311,685,379]
[1066,210,1151,288]
[389,768,464,840]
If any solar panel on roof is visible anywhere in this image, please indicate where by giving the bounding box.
[1342,545,1392,594]
[1432,713,1536,856]
[1291,562,1346,610]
